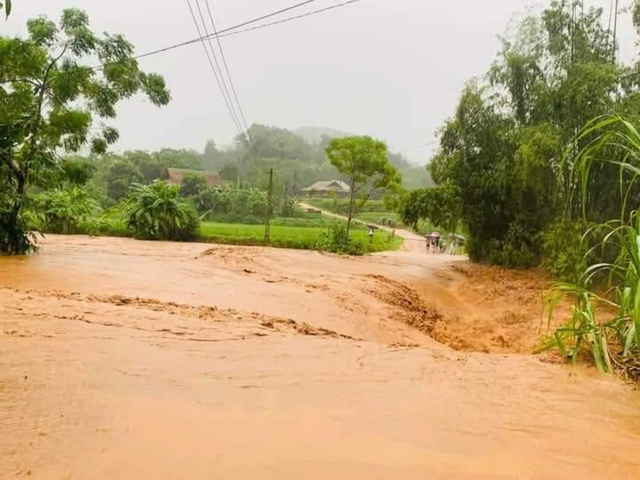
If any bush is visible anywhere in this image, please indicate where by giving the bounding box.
[32,187,100,234]
[502,221,539,269]
[541,219,589,283]
[180,173,209,198]
[124,181,200,241]
[316,224,365,255]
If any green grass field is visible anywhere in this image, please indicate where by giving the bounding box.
[204,212,365,230]
[304,198,389,215]
[199,222,402,253]
[77,210,400,254]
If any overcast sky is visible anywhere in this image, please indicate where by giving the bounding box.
[3,0,637,163]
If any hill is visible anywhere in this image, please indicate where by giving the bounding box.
[293,127,353,145]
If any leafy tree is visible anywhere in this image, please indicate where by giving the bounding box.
[202,139,220,170]
[33,186,99,234]
[106,160,143,202]
[124,150,163,183]
[179,173,208,198]
[219,162,239,182]
[124,181,199,241]
[400,183,461,233]
[59,157,96,186]
[240,124,317,161]
[0,8,170,254]
[155,148,203,170]
[326,136,401,237]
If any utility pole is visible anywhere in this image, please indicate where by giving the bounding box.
[264,168,273,243]
[612,0,620,64]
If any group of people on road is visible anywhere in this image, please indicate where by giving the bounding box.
[424,232,442,254]
[425,232,463,255]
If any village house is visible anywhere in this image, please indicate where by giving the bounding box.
[162,168,226,189]
[301,180,351,198]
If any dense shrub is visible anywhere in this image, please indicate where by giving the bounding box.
[124,181,199,241]
[316,224,365,255]
[33,187,100,234]
[541,219,590,283]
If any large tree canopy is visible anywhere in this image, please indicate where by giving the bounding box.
[410,0,640,268]
[0,8,170,254]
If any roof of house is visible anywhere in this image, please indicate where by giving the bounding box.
[301,180,351,193]
[164,168,225,188]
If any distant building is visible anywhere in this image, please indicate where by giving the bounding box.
[163,168,226,188]
[301,180,351,198]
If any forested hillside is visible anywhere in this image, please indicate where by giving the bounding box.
[74,122,433,210]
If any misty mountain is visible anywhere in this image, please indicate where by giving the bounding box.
[293,127,353,145]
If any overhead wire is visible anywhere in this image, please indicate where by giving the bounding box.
[126,0,320,66]
[192,0,244,134]
[217,0,362,40]
[185,0,245,138]
[203,0,251,138]
[399,140,438,154]
[53,0,364,147]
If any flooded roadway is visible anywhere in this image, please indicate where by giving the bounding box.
[1,235,639,479]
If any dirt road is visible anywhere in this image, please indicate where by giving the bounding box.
[297,201,427,252]
[1,236,639,479]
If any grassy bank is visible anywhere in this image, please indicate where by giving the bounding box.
[199,222,402,253]
[204,212,366,230]
[51,214,402,254]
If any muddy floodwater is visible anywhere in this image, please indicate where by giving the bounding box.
[1,235,639,479]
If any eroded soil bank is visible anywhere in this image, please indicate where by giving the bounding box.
[1,235,639,479]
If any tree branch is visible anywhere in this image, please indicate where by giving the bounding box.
[25,42,69,172]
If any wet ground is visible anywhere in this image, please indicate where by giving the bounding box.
[1,235,639,479]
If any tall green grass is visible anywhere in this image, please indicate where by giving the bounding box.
[199,222,402,254]
[545,115,640,378]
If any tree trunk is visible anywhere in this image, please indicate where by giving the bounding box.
[346,178,356,240]
[0,172,26,255]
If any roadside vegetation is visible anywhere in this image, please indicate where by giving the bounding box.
[400,0,640,377]
[543,116,640,380]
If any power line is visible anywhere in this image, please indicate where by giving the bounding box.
[77,0,364,78]
[185,0,244,137]
[129,0,319,66]
[203,0,252,139]
[400,140,438,154]
[194,0,243,131]
[217,0,363,40]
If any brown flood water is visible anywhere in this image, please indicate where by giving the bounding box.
[1,235,639,479]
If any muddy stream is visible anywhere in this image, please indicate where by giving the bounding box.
[1,235,639,479]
